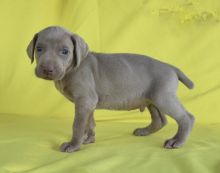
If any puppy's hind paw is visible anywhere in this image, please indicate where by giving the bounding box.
[133,128,151,136]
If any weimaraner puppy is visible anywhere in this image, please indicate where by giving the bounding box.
[26,26,195,153]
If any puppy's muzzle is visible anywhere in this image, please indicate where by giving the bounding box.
[40,64,54,76]
[36,64,63,80]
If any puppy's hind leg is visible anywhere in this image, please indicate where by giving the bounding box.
[153,94,195,149]
[133,104,167,136]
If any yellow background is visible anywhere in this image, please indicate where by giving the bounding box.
[0,0,220,172]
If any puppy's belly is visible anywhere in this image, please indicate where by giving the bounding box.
[96,95,151,110]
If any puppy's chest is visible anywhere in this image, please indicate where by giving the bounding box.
[54,81,75,102]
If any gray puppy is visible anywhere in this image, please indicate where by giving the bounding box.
[27,26,195,153]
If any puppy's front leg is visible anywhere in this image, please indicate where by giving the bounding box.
[60,99,94,153]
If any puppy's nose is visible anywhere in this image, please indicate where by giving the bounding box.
[40,64,54,75]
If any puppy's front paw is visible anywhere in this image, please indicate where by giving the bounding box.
[83,135,95,144]
[164,138,184,149]
[59,142,80,153]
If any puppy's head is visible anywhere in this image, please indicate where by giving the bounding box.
[26,26,89,80]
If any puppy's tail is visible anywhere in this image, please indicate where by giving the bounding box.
[172,66,194,89]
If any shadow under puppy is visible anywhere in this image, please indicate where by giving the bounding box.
[26,26,195,153]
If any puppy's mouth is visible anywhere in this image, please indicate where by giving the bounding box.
[35,68,64,81]
[38,74,63,81]
[41,75,54,80]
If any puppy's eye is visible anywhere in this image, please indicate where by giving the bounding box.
[61,48,69,55]
[36,47,42,52]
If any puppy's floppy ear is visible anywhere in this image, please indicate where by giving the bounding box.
[70,33,89,68]
[26,33,38,64]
